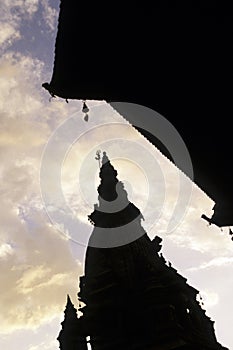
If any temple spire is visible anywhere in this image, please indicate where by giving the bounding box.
[57,296,87,350]
[98,151,118,202]
[64,294,77,319]
[87,152,144,248]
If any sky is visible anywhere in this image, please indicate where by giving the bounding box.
[0,1,232,349]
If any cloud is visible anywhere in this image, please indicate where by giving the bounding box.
[0,0,40,51]
[0,204,83,333]
[162,185,233,257]
[0,0,58,56]
[28,339,57,350]
[23,0,39,17]
[0,197,83,334]
[188,256,233,272]
[0,243,14,258]
[0,180,83,333]
[0,22,20,47]
[0,51,83,333]
[201,289,219,308]
[0,52,43,116]
[41,0,58,32]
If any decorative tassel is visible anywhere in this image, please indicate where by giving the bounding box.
[82,101,89,113]
[82,100,89,122]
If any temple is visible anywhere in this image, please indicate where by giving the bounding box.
[57,152,228,350]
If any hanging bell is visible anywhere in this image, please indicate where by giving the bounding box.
[82,101,89,114]
[84,113,89,122]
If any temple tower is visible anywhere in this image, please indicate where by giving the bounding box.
[59,152,228,350]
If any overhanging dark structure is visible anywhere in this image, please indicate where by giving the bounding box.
[43,1,233,228]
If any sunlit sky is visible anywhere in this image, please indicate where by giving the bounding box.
[0,1,232,349]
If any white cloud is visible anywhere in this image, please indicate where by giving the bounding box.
[41,0,58,31]
[0,243,14,258]
[0,0,40,51]
[188,256,233,272]
[0,0,58,56]
[24,0,39,17]
[0,51,83,333]
[0,52,44,117]
[28,339,57,350]
[201,289,219,308]
[0,22,20,47]
[163,189,232,257]
[1,0,39,19]
[0,214,83,333]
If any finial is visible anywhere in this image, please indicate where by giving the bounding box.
[95,150,101,168]
[101,151,109,166]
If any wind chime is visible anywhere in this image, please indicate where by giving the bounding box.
[82,100,89,121]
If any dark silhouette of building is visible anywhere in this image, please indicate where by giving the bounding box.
[57,295,87,350]
[57,152,228,350]
[43,1,233,228]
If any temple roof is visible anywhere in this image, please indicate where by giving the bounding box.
[43,1,233,227]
